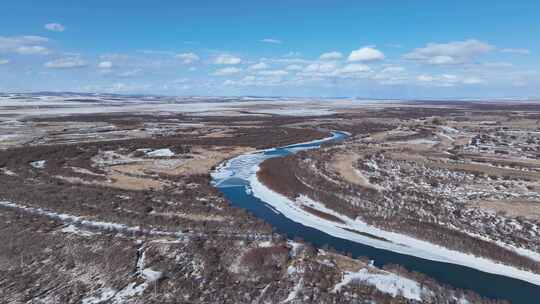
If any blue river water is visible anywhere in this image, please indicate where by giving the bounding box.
[213,132,540,303]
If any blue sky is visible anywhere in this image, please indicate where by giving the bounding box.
[1,0,539,98]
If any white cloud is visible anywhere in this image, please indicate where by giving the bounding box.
[213,67,242,76]
[404,39,493,65]
[224,74,287,87]
[373,66,407,85]
[299,62,372,79]
[417,75,435,83]
[304,62,338,73]
[249,62,269,70]
[0,59,9,65]
[257,70,288,76]
[416,73,486,86]
[483,62,513,68]
[372,66,408,85]
[44,57,87,69]
[15,46,49,55]
[319,51,343,60]
[0,36,50,55]
[348,47,385,62]
[45,23,66,32]
[380,66,405,74]
[338,63,371,74]
[176,52,200,64]
[462,77,487,85]
[97,61,113,69]
[329,64,372,78]
[500,48,531,55]
[427,55,458,65]
[285,64,303,71]
[0,35,48,46]
[81,82,152,93]
[213,54,242,65]
[260,38,282,44]
[117,69,142,77]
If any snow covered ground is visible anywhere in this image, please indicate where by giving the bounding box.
[0,94,408,119]
[145,148,175,157]
[0,201,184,238]
[332,267,424,301]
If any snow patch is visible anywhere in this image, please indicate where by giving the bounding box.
[0,201,183,238]
[333,268,423,301]
[282,278,303,303]
[81,288,116,304]
[60,224,96,237]
[146,148,175,157]
[0,168,17,176]
[142,268,163,282]
[30,160,46,169]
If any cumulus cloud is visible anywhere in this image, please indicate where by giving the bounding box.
[260,38,282,44]
[97,61,113,69]
[372,66,408,85]
[500,48,531,55]
[373,66,407,85]
[338,63,371,74]
[0,59,9,65]
[299,62,339,78]
[328,64,372,78]
[404,39,493,65]
[45,23,66,32]
[319,51,343,60]
[213,67,242,76]
[248,62,269,70]
[176,52,200,64]
[299,61,372,79]
[0,36,50,55]
[303,62,338,73]
[44,57,87,69]
[348,46,385,62]
[213,54,242,65]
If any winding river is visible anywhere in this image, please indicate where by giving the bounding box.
[211,132,540,303]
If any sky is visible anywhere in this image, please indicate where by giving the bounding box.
[0,0,539,99]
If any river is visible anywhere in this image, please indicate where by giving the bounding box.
[211,132,540,303]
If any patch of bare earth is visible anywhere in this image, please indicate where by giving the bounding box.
[331,152,382,191]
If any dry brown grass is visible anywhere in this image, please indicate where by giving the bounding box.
[331,152,382,191]
[470,200,540,220]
